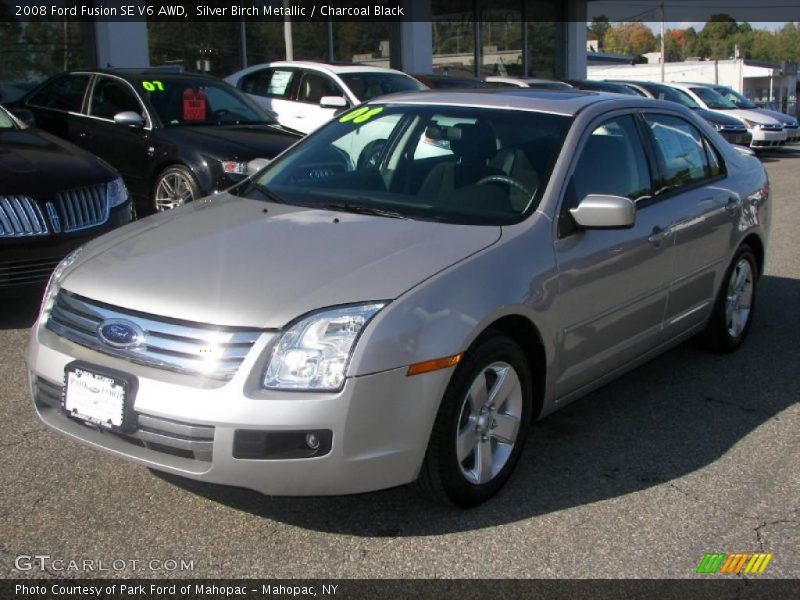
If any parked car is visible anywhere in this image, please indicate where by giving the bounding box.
[28,91,769,507]
[412,74,486,89]
[609,80,752,147]
[562,79,639,95]
[693,83,799,143]
[0,104,132,295]
[9,70,302,214]
[663,82,786,148]
[225,61,426,134]
[483,76,573,90]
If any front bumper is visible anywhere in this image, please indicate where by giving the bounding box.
[27,322,452,496]
[750,128,787,148]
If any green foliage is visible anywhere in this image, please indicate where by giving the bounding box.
[589,16,800,64]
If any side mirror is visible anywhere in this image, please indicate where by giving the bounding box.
[113,111,145,128]
[246,158,271,176]
[320,96,348,110]
[11,108,35,127]
[569,194,635,229]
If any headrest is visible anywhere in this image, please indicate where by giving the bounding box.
[448,122,497,160]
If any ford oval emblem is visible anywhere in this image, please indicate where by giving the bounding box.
[97,319,144,349]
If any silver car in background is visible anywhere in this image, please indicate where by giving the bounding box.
[27,91,770,507]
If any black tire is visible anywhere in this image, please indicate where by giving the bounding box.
[704,245,758,352]
[418,333,533,508]
[152,165,200,212]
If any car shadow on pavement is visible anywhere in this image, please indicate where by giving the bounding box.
[758,146,800,163]
[156,273,799,537]
[0,292,43,331]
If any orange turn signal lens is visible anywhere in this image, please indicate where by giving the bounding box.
[406,354,462,376]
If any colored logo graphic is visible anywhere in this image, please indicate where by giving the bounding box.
[696,552,773,574]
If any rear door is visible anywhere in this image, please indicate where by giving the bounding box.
[237,67,298,129]
[23,74,92,143]
[553,113,676,399]
[640,112,738,337]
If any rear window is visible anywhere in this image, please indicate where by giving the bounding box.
[28,74,91,113]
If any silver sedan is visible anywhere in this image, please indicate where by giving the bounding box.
[27,90,770,507]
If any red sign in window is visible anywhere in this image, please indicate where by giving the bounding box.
[183,88,206,121]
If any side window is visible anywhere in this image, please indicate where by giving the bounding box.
[296,72,342,104]
[704,138,725,178]
[89,77,142,120]
[644,114,710,188]
[239,69,272,96]
[560,115,651,237]
[28,74,91,112]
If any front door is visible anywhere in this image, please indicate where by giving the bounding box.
[553,114,676,399]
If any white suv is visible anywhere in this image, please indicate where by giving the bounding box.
[225,61,425,134]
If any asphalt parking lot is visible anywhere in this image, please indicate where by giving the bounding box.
[1,148,798,580]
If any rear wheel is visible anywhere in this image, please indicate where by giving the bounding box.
[153,165,200,212]
[704,245,758,352]
[418,333,532,507]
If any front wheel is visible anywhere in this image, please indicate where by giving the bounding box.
[704,245,758,352]
[153,166,200,212]
[418,334,532,507]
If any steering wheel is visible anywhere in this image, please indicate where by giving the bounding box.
[476,175,534,197]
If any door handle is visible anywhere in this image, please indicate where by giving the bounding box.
[647,225,672,246]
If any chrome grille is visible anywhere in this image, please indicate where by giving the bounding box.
[54,184,108,232]
[0,255,61,288]
[0,196,48,237]
[33,376,215,462]
[46,291,263,380]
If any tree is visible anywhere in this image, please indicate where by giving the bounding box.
[603,22,657,57]
[588,15,610,49]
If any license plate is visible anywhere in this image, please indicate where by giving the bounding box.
[63,365,132,431]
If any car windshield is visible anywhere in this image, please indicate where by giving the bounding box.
[643,84,701,109]
[239,104,571,226]
[139,76,269,126]
[690,86,738,109]
[339,72,426,101]
[0,107,18,130]
[713,87,758,109]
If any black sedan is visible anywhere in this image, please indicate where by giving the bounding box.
[0,104,132,295]
[10,70,302,214]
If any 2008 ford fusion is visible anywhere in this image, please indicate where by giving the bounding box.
[27,90,769,507]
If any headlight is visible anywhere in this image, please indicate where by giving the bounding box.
[221,160,248,175]
[107,177,129,208]
[39,247,82,323]
[741,119,761,130]
[263,302,387,391]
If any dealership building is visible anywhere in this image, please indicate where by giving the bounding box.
[0,0,592,100]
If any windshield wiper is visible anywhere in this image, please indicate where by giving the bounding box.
[248,182,285,204]
[322,203,409,220]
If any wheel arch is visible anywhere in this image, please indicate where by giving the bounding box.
[741,233,765,277]
[475,314,547,421]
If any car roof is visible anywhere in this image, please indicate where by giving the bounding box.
[68,68,221,81]
[367,89,668,117]
[243,61,408,76]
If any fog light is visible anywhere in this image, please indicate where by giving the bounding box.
[233,429,332,459]
[305,433,320,450]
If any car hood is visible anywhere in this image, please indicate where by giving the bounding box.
[712,108,782,126]
[695,108,746,129]
[62,195,502,328]
[0,128,114,197]
[162,123,301,160]
[755,108,798,127]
